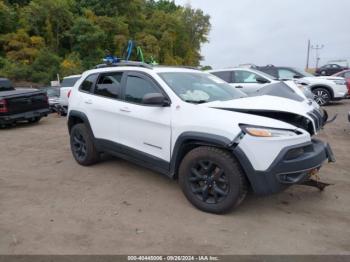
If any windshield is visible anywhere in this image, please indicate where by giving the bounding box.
[293,68,314,77]
[158,72,247,103]
[61,77,80,87]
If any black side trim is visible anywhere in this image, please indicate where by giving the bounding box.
[95,139,170,176]
[170,132,232,177]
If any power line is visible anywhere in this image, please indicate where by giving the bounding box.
[311,44,324,69]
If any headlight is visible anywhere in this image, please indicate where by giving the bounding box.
[240,125,299,137]
[333,79,346,85]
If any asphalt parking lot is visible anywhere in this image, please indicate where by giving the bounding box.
[0,100,350,255]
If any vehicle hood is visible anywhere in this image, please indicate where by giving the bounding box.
[205,95,313,117]
[300,76,342,84]
[203,95,325,135]
[317,76,345,80]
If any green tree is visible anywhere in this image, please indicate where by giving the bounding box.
[0,1,16,34]
[59,52,82,76]
[22,0,74,51]
[31,48,61,83]
[69,16,106,68]
[0,0,211,82]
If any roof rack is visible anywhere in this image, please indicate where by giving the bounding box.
[95,61,153,69]
[154,65,200,70]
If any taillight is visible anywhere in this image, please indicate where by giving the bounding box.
[0,99,8,113]
[67,90,72,98]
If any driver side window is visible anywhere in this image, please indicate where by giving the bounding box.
[124,75,161,105]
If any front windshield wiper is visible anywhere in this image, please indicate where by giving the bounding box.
[185,100,208,104]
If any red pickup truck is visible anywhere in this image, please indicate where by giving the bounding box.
[0,78,50,127]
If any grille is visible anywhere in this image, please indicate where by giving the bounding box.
[307,109,324,132]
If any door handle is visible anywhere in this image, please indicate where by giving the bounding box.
[235,85,243,88]
[84,99,93,105]
[120,107,131,113]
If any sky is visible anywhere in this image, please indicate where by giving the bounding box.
[175,0,350,69]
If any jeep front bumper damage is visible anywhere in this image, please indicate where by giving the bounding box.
[232,139,335,195]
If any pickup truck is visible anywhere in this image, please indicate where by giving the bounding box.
[0,78,50,126]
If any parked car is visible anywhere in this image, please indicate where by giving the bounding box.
[59,75,81,114]
[315,64,348,76]
[333,69,350,97]
[67,62,334,213]
[41,86,67,115]
[254,65,348,105]
[209,67,313,100]
[0,78,49,126]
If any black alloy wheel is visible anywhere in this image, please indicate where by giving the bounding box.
[179,146,248,214]
[70,123,99,166]
[189,160,229,204]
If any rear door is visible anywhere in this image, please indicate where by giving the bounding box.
[117,72,172,162]
[78,72,124,143]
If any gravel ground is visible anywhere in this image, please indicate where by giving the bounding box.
[0,100,349,255]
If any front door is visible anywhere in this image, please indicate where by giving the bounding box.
[117,72,172,162]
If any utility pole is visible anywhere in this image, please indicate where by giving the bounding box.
[306,39,311,70]
[311,44,324,69]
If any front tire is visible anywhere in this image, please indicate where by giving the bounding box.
[312,88,331,106]
[70,123,99,166]
[179,146,248,214]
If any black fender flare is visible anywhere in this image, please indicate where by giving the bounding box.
[67,110,95,138]
[169,132,233,177]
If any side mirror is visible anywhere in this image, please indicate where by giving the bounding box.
[142,93,170,106]
[256,77,270,84]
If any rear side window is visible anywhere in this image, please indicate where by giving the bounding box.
[278,69,297,80]
[61,77,80,87]
[95,72,123,99]
[211,71,232,83]
[124,75,160,104]
[233,70,262,83]
[79,74,98,93]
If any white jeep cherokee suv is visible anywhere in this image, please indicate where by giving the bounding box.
[67,63,335,213]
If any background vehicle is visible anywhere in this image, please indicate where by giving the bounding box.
[67,63,334,213]
[58,75,81,114]
[209,67,313,100]
[255,65,348,105]
[333,69,350,97]
[42,87,59,110]
[41,86,67,114]
[0,78,49,126]
[315,64,348,76]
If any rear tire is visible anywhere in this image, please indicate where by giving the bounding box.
[312,88,331,106]
[70,123,99,166]
[179,146,248,214]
